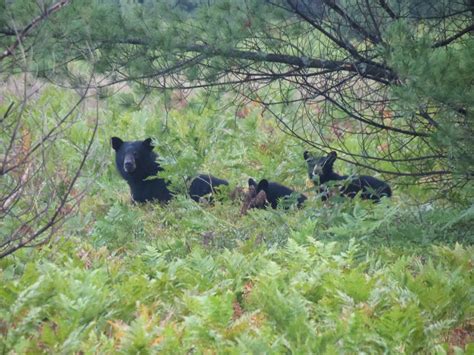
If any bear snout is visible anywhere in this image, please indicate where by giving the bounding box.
[123,156,136,173]
[312,164,323,176]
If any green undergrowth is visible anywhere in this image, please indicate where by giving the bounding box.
[1,88,473,353]
[1,235,473,353]
[1,197,473,353]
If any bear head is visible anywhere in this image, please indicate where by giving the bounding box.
[111,137,155,180]
[303,150,337,182]
[240,178,268,215]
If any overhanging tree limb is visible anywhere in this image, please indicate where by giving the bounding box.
[432,23,474,48]
[117,38,397,83]
[0,0,70,61]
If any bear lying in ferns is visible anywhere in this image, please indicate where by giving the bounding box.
[111,137,228,203]
[240,178,307,214]
[304,151,391,202]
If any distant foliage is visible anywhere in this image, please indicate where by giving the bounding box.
[3,0,472,189]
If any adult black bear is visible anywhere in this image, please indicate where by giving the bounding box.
[111,137,228,203]
[246,178,307,210]
[303,151,392,202]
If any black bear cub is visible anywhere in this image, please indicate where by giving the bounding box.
[304,151,391,202]
[111,137,228,203]
[240,181,268,215]
[243,178,307,211]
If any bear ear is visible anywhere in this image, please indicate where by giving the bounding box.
[142,138,154,151]
[303,151,310,160]
[257,179,269,192]
[111,137,124,151]
[327,151,338,164]
[248,178,257,188]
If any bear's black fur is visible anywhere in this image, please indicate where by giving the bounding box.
[303,151,392,202]
[188,174,229,202]
[248,178,307,209]
[111,137,228,203]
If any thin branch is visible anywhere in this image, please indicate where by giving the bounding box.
[321,0,381,44]
[432,24,474,48]
[0,102,15,124]
[378,0,397,19]
[0,93,99,259]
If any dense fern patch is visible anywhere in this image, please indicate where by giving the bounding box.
[1,231,472,353]
[1,89,473,353]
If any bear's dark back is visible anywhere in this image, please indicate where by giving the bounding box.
[341,175,392,201]
[188,174,229,202]
[266,181,307,209]
[304,150,392,202]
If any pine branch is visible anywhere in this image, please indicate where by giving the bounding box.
[0,0,70,61]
